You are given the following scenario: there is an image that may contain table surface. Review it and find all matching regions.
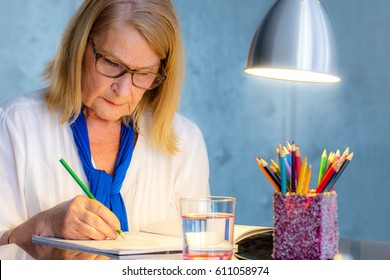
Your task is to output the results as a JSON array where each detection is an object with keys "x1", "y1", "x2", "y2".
[
  {"x1": 1, "y1": 231, "x2": 390, "y2": 260},
  {"x1": 233, "y1": 230, "x2": 390, "y2": 260}
]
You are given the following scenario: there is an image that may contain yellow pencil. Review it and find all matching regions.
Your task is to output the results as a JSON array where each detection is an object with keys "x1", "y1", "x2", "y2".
[
  {"x1": 271, "y1": 159, "x2": 280, "y2": 172},
  {"x1": 296, "y1": 156, "x2": 307, "y2": 194},
  {"x1": 303, "y1": 164, "x2": 312, "y2": 194}
]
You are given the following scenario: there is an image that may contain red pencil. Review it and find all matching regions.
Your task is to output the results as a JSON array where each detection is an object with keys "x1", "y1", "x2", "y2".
[
  {"x1": 315, "y1": 160, "x2": 343, "y2": 193},
  {"x1": 295, "y1": 146, "x2": 301, "y2": 183}
]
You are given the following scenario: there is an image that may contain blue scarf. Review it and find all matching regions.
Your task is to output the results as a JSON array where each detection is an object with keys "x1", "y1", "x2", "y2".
[{"x1": 70, "y1": 112, "x2": 135, "y2": 231}]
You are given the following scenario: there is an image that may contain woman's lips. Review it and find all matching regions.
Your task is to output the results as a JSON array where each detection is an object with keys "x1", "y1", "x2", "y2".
[{"x1": 103, "y1": 98, "x2": 125, "y2": 107}]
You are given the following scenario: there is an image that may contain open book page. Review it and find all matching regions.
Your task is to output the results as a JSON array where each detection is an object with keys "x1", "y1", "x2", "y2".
[
  {"x1": 233, "y1": 224, "x2": 273, "y2": 244},
  {"x1": 32, "y1": 230, "x2": 182, "y2": 256},
  {"x1": 140, "y1": 220, "x2": 182, "y2": 237}
]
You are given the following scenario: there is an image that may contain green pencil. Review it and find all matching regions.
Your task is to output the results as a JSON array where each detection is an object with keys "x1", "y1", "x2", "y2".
[
  {"x1": 59, "y1": 158, "x2": 126, "y2": 240},
  {"x1": 317, "y1": 149, "x2": 327, "y2": 185}
]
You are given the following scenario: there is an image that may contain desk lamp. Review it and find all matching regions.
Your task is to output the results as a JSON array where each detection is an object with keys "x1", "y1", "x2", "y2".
[{"x1": 244, "y1": 0, "x2": 341, "y2": 83}]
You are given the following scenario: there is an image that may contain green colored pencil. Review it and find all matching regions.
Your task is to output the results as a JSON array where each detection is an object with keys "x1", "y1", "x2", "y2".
[
  {"x1": 317, "y1": 149, "x2": 327, "y2": 185},
  {"x1": 59, "y1": 158, "x2": 126, "y2": 240}
]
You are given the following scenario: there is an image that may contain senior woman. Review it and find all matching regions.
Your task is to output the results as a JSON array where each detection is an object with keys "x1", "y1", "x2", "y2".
[{"x1": 0, "y1": 0, "x2": 210, "y2": 245}]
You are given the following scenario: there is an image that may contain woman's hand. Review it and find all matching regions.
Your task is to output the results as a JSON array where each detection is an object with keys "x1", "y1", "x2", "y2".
[
  {"x1": 42, "y1": 195, "x2": 121, "y2": 240},
  {"x1": 5, "y1": 195, "x2": 121, "y2": 244}
]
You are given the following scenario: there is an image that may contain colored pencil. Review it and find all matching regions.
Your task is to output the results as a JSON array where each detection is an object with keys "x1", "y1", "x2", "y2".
[
  {"x1": 284, "y1": 158, "x2": 292, "y2": 192},
  {"x1": 316, "y1": 160, "x2": 343, "y2": 193},
  {"x1": 261, "y1": 158, "x2": 282, "y2": 188},
  {"x1": 270, "y1": 166, "x2": 281, "y2": 179},
  {"x1": 255, "y1": 157, "x2": 280, "y2": 192},
  {"x1": 286, "y1": 141, "x2": 292, "y2": 153},
  {"x1": 334, "y1": 149, "x2": 341, "y2": 163},
  {"x1": 296, "y1": 156, "x2": 307, "y2": 194},
  {"x1": 255, "y1": 143, "x2": 353, "y2": 195},
  {"x1": 325, "y1": 152, "x2": 354, "y2": 192},
  {"x1": 271, "y1": 159, "x2": 280, "y2": 172},
  {"x1": 59, "y1": 158, "x2": 126, "y2": 240},
  {"x1": 291, "y1": 144, "x2": 296, "y2": 192},
  {"x1": 280, "y1": 150, "x2": 287, "y2": 194},
  {"x1": 317, "y1": 149, "x2": 327, "y2": 185},
  {"x1": 327, "y1": 152, "x2": 335, "y2": 169},
  {"x1": 283, "y1": 146, "x2": 291, "y2": 165},
  {"x1": 342, "y1": 147, "x2": 350, "y2": 157},
  {"x1": 277, "y1": 143, "x2": 283, "y2": 165},
  {"x1": 295, "y1": 146, "x2": 301, "y2": 183},
  {"x1": 303, "y1": 164, "x2": 312, "y2": 194},
  {"x1": 271, "y1": 160, "x2": 292, "y2": 187}
]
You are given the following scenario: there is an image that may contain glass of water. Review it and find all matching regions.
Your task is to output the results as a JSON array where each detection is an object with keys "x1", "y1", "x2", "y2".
[{"x1": 180, "y1": 196, "x2": 236, "y2": 260}]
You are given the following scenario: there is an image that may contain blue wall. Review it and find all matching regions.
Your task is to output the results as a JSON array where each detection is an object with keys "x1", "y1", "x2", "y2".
[{"x1": 1, "y1": 0, "x2": 389, "y2": 242}]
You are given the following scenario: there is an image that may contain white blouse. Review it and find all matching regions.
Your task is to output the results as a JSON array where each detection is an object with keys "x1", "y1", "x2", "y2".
[{"x1": 0, "y1": 89, "x2": 210, "y2": 239}]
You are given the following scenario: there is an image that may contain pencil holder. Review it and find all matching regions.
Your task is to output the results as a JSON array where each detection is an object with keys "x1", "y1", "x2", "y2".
[{"x1": 272, "y1": 191, "x2": 338, "y2": 260}]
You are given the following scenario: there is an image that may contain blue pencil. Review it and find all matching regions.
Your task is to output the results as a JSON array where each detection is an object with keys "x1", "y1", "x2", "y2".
[
  {"x1": 280, "y1": 150, "x2": 287, "y2": 195},
  {"x1": 283, "y1": 146, "x2": 291, "y2": 166}
]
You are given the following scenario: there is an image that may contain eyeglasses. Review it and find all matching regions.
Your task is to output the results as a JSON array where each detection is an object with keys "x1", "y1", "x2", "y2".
[{"x1": 89, "y1": 37, "x2": 166, "y2": 90}]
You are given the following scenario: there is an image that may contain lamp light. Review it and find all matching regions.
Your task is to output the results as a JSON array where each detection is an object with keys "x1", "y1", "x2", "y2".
[{"x1": 244, "y1": 0, "x2": 341, "y2": 83}]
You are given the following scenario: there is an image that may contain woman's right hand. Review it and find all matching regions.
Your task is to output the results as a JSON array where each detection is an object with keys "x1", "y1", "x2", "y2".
[{"x1": 6, "y1": 195, "x2": 122, "y2": 244}]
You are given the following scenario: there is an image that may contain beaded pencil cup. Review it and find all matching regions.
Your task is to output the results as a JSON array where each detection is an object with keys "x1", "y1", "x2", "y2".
[
  {"x1": 255, "y1": 142, "x2": 353, "y2": 259},
  {"x1": 272, "y1": 191, "x2": 338, "y2": 260}
]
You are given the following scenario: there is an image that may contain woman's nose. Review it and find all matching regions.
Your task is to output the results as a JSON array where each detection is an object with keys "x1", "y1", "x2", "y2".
[{"x1": 113, "y1": 73, "x2": 136, "y2": 96}]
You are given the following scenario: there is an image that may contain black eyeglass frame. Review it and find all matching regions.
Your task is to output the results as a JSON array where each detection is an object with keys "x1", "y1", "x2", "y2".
[{"x1": 88, "y1": 37, "x2": 166, "y2": 90}]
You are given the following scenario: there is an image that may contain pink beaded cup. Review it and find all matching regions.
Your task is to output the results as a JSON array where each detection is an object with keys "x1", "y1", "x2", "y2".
[{"x1": 272, "y1": 191, "x2": 338, "y2": 260}]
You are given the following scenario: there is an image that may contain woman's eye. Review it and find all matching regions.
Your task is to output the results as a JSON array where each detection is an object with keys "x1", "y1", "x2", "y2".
[
  {"x1": 103, "y1": 58, "x2": 120, "y2": 67},
  {"x1": 136, "y1": 72, "x2": 150, "y2": 77}
]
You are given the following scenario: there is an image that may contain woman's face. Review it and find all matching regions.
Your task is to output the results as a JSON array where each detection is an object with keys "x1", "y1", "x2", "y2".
[{"x1": 81, "y1": 22, "x2": 160, "y2": 122}]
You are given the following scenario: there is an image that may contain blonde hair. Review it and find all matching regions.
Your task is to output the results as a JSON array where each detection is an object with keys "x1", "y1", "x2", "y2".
[{"x1": 44, "y1": 0, "x2": 184, "y2": 154}]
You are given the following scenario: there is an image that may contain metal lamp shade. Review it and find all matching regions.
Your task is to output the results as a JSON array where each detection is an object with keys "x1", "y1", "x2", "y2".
[{"x1": 244, "y1": 0, "x2": 341, "y2": 83}]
